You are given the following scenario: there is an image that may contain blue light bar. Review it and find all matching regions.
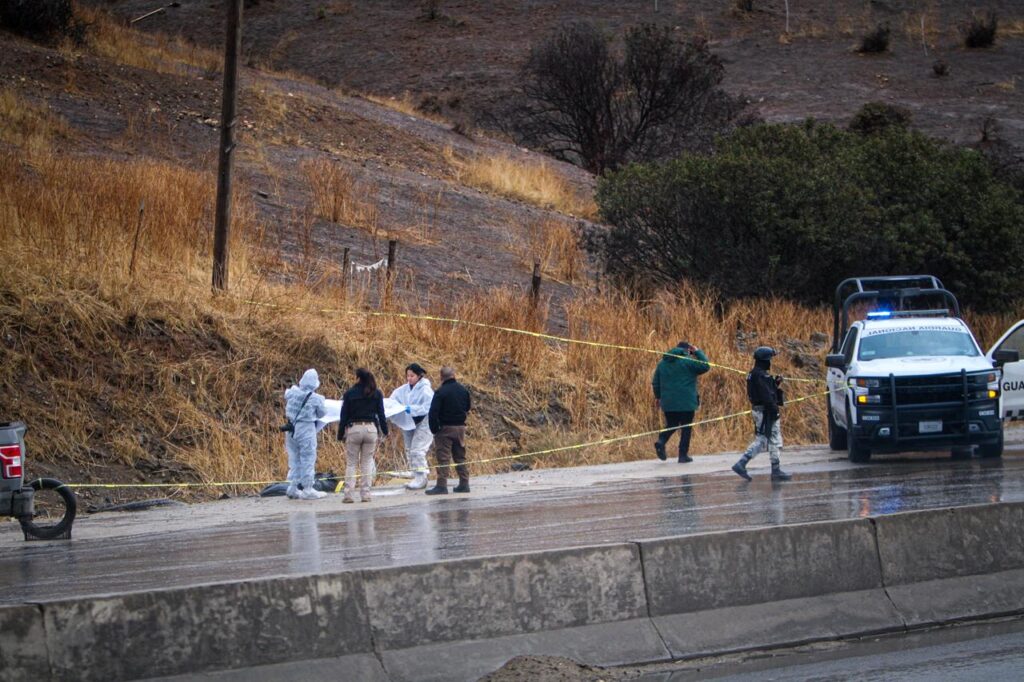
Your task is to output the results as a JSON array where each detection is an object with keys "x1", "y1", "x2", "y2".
[{"x1": 867, "y1": 310, "x2": 893, "y2": 319}]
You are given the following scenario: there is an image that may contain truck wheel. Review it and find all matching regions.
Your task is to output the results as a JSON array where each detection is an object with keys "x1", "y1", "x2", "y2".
[
  {"x1": 19, "y1": 478, "x2": 77, "y2": 540},
  {"x1": 827, "y1": 396, "x2": 847, "y2": 450},
  {"x1": 846, "y1": 409, "x2": 871, "y2": 463},
  {"x1": 977, "y1": 433, "x2": 1004, "y2": 459}
]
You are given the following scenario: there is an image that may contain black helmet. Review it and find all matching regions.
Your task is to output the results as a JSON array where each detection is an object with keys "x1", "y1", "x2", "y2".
[{"x1": 753, "y1": 346, "x2": 777, "y2": 361}]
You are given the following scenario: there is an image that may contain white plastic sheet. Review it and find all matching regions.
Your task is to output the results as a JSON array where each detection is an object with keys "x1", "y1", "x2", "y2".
[{"x1": 319, "y1": 398, "x2": 416, "y2": 432}]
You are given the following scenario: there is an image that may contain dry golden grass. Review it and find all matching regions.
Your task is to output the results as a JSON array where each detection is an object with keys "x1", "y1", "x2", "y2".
[
  {"x1": 1, "y1": 150, "x2": 256, "y2": 287},
  {"x1": 5, "y1": 137, "x2": 1020, "y2": 498},
  {"x1": 507, "y1": 218, "x2": 586, "y2": 284},
  {"x1": 4, "y1": 13, "x2": 1021, "y2": 498},
  {"x1": 247, "y1": 82, "x2": 290, "y2": 130},
  {"x1": 0, "y1": 88, "x2": 70, "y2": 153},
  {"x1": 445, "y1": 147, "x2": 598, "y2": 220},
  {"x1": 301, "y1": 157, "x2": 440, "y2": 245},
  {"x1": 76, "y1": 6, "x2": 221, "y2": 75},
  {"x1": 364, "y1": 91, "x2": 449, "y2": 125},
  {"x1": 1004, "y1": 18, "x2": 1024, "y2": 38},
  {"x1": 302, "y1": 157, "x2": 381, "y2": 234}
]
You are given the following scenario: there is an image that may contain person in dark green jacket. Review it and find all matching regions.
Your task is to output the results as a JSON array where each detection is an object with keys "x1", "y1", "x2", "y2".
[{"x1": 652, "y1": 341, "x2": 711, "y2": 463}]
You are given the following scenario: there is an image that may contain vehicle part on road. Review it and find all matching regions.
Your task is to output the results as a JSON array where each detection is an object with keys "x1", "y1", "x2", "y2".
[
  {"x1": 977, "y1": 432, "x2": 1004, "y2": 459},
  {"x1": 827, "y1": 276, "x2": 1005, "y2": 461},
  {"x1": 846, "y1": 406, "x2": 872, "y2": 463},
  {"x1": 19, "y1": 478, "x2": 77, "y2": 540},
  {"x1": 1, "y1": 421, "x2": 76, "y2": 541},
  {"x1": 826, "y1": 395, "x2": 847, "y2": 450}
]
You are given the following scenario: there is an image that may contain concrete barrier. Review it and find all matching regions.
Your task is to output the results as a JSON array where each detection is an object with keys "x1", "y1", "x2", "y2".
[
  {"x1": 641, "y1": 519, "x2": 883, "y2": 614},
  {"x1": 0, "y1": 604, "x2": 49, "y2": 682},
  {"x1": 43, "y1": 572, "x2": 371, "y2": 682},
  {"x1": 874, "y1": 502, "x2": 1024, "y2": 627},
  {"x1": 9, "y1": 503, "x2": 1024, "y2": 680},
  {"x1": 362, "y1": 543, "x2": 648, "y2": 650},
  {"x1": 874, "y1": 502, "x2": 1024, "y2": 584},
  {"x1": 639, "y1": 519, "x2": 904, "y2": 658}
]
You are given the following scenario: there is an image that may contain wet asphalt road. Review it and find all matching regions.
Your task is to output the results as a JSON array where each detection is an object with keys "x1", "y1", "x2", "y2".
[{"x1": 2, "y1": 452, "x2": 1023, "y2": 605}]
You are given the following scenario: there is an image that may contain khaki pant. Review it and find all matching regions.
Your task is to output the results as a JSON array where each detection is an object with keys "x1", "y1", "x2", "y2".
[
  {"x1": 344, "y1": 423, "x2": 378, "y2": 495},
  {"x1": 433, "y1": 425, "x2": 467, "y2": 487}
]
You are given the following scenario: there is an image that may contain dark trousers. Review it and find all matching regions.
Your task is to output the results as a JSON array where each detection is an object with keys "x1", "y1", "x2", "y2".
[
  {"x1": 433, "y1": 425, "x2": 467, "y2": 486},
  {"x1": 657, "y1": 411, "x2": 695, "y2": 460}
]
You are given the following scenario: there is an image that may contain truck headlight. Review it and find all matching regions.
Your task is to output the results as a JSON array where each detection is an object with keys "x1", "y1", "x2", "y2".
[{"x1": 857, "y1": 395, "x2": 882, "y2": 404}]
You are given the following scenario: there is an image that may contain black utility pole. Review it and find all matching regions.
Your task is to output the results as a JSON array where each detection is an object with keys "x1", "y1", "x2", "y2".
[{"x1": 212, "y1": 0, "x2": 243, "y2": 291}]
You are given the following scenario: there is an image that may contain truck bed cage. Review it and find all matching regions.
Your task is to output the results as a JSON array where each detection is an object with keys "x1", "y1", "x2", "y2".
[{"x1": 831, "y1": 275, "x2": 962, "y2": 352}]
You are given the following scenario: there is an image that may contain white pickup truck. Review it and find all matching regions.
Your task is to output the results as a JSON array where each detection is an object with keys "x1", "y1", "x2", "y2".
[{"x1": 825, "y1": 276, "x2": 1022, "y2": 462}]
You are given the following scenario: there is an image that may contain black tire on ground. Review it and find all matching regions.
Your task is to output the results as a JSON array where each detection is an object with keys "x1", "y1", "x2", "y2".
[
  {"x1": 19, "y1": 478, "x2": 77, "y2": 540},
  {"x1": 951, "y1": 446, "x2": 973, "y2": 460},
  {"x1": 846, "y1": 407, "x2": 871, "y2": 463},
  {"x1": 827, "y1": 396, "x2": 847, "y2": 450},
  {"x1": 977, "y1": 432, "x2": 1004, "y2": 459}
]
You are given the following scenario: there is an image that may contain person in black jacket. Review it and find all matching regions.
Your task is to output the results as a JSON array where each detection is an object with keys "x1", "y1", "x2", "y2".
[
  {"x1": 425, "y1": 366, "x2": 472, "y2": 495},
  {"x1": 337, "y1": 368, "x2": 389, "y2": 502},
  {"x1": 732, "y1": 347, "x2": 792, "y2": 481}
]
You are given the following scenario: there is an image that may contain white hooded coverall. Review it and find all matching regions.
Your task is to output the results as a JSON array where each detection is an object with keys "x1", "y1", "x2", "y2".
[
  {"x1": 388, "y1": 377, "x2": 434, "y2": 475},
  {"x1": 284, "y1": 369, "x2": 327, "y2": 493}
]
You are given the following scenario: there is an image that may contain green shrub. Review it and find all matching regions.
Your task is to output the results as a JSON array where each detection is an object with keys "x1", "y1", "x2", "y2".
[
  {"x1": 0, "y1": 0, "x2": 76, "y2": 43},
  {"x1": 963, "y1": 11, "x2": 997, "y2": 48},
  {"x1": 591, "y1": 121, "x2": 1024, "y2": 311},
  {"x1": 848, "y1": 102, "x2": 911, "y2": 136},
  {"x1": 858, "y1": 23, "x2": 891, "y2": 53}
]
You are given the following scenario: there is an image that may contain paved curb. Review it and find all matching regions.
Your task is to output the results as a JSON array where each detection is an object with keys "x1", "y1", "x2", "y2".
[{"x1": 3, "y1": 502, "x2": 1024, "y2": 681}]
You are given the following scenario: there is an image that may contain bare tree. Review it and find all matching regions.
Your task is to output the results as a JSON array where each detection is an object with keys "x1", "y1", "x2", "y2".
[{"x1": 506, "y1": 23, "x2": 740, "y2": 174}]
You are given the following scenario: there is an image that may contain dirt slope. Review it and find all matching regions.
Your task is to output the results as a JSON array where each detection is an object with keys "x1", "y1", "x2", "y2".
[
  {"x1": 93, "y1": 0, "x2": 1024, "y2": 152},
  {"x1": 2, "y1": 22, "x2": 595, "y2": 328}
]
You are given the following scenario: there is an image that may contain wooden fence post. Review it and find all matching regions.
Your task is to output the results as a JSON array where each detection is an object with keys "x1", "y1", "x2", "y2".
[
  {"x1": 341, "y1": 246, "x2": 350, "y2": 303},
  {"x1": 530, "y1": 260, "x2": 542, "y2": 307},
  {"x1": 128, "y1": 200, "x2": 145, "y2": 279},
  {"x1": 385, "y1": 239, "x2": 398, "y2": 306}
]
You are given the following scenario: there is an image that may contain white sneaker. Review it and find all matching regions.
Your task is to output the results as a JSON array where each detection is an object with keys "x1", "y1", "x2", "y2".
[
  {"x1": 298, "y1": 488, "x2": 327, "y2": 500},
  {"x1": 405, "y1": 472, "x2": 428, "y2": 490}
]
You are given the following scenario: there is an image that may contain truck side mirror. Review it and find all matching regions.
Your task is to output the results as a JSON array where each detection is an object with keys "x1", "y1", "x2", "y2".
[
  {"x1": 993, "y1": 349, "x2": 1021, "y2": 366},
  {"x1": 826, "y1": 354, "x2": 847, "y2": 369}
]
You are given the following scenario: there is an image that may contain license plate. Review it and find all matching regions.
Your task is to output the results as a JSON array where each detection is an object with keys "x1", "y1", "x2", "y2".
[{"x1": 919, "y1": 420, "x2": 943, "y2": 434}]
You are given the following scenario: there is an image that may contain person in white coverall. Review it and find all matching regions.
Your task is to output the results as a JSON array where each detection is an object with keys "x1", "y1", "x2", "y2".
[
  {"x1": 388, "y1": 363, "x2": 434, "y2": 490},
  {"x1": 284, "y1": 368, "x2": 328, "y2": 500}
]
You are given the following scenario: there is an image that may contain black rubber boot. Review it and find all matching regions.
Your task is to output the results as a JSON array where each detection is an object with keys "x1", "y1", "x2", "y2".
[
  {"x1": 732, "y1": 459, "x2": 752, "y2": 481},
  {"x1": 771, "y1": 466, "x2": 792, "y2": 481},
  {"x1": 425, "y1": 485, "x2": 448, "y2": 495},
  {"x1": 678, "y1": 454, "x2": 693, "y2": 463},
  {"x1": 654, "y1": 441, "x2": 667, "y2": 461},
  {"x1": 453, "y1": 480, "x2": 470, "y2": 493}
]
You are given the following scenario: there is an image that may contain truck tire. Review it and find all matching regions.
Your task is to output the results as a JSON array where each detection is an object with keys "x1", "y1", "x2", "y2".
[
  {"x1": 846, "y1": 408, "x2": 871, "y2": 463},
  {"x1": 19, "y1": 478, "x2": 77, "y2": 540},
  {"x1": 977, "y1": 432, "x2": 1004, "y2": 459},
  {"x1": 827, "y1": 396, "x2": 847, "y2": 450}
]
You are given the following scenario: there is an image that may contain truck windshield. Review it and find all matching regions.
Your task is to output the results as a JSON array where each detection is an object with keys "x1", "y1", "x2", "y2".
[{"x1": 858, "y1": 330, "x2": 980, "y2": 360}]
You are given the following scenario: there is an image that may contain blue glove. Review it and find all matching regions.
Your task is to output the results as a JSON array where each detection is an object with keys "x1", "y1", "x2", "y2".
[{"x1": 404, "y1": 405, "x2": 411, "y2": 414}]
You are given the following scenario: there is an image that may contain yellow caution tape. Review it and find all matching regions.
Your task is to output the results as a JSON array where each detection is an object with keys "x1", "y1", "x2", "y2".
[
  {"x1": 64, "y1": 387, "x2": 839, "y2": 491},
  {"x1": 242, "y1": 299, "x2": 827, "y2": 384}
]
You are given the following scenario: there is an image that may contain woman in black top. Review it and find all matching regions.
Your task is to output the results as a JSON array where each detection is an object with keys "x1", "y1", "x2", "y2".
[{"x1": 337, "y1": 368, "x2": 388, "y2": 503}]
